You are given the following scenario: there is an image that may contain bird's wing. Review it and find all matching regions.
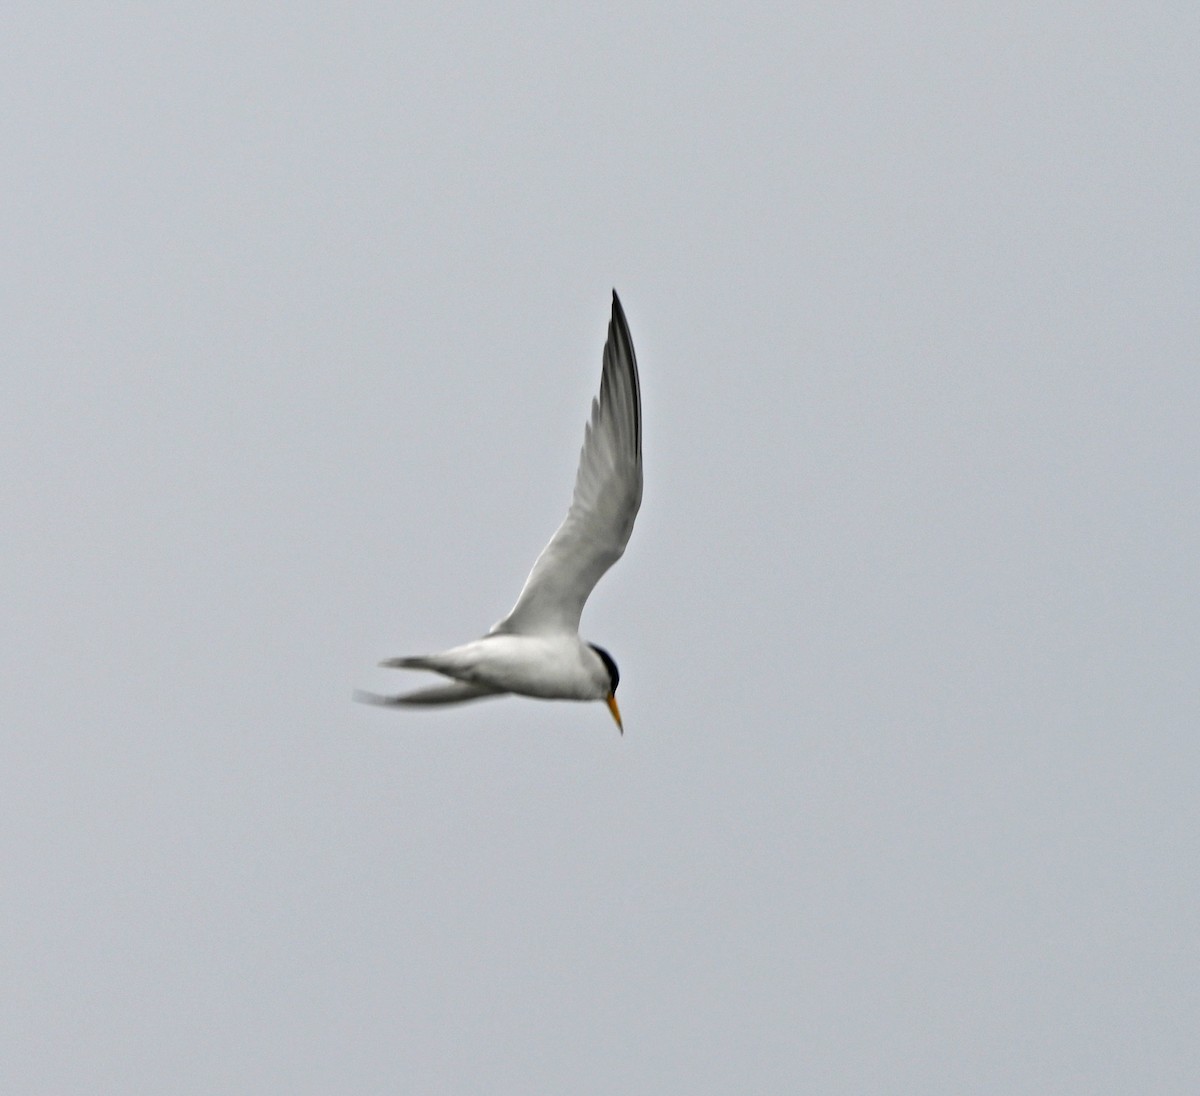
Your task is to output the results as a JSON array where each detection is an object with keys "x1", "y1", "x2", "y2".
[{"x1": 491, "y1": 291, "x2": 642, "y2": 637}]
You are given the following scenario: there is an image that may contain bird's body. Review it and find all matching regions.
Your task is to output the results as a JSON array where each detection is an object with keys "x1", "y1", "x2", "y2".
[
  {"x1": 357, "y1": 291, "x2": 642, "y2": 732},
  {"x1": 383, "y1": 635, "x2": 612, "y2": 700}
]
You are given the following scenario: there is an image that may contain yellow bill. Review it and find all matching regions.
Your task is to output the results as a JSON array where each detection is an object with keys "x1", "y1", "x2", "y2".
[{"x1": 606, "y1": 692, "x2": 624, "y2": 734}]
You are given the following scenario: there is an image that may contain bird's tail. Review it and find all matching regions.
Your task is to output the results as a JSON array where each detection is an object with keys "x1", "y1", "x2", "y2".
[
  {"x1": 354, "y1": 683, "x2": 506, "y2": 707},
  {"x1": 378, "y1": 656, "x2": 437, "y2": 671}
]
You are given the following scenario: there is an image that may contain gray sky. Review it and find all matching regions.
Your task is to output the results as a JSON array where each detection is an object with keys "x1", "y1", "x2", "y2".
[{"x1": 4, "y1": 3, "x2": 1198, "y2": 1092}]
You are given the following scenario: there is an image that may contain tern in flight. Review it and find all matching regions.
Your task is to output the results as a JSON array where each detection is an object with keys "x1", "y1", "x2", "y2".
[{"x1": 356, "y1": 291, "x2": 642, "y2": 732}]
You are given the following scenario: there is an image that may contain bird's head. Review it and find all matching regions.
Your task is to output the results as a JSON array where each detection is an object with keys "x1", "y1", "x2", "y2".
[{"x1": 587, "y1": 643, "x2": 623, "y2": 734}]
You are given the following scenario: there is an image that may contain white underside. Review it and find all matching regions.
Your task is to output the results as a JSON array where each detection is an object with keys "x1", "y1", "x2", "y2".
[{"x1": 394, "y1": 634, "x2": 610, "y2": 701}]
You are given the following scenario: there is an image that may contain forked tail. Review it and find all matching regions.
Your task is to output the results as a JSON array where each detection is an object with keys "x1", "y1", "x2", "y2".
[
  {"x1": 378, "y1": 656, "x2": 437, "y2": 671},
  {"x1": 354, "y1": 682, "x2": 506, "y2": 707}
]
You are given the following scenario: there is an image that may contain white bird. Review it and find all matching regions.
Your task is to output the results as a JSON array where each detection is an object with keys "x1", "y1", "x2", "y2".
[{"x1": 356, "y1": 291, "x2": 642, "y2": 732}]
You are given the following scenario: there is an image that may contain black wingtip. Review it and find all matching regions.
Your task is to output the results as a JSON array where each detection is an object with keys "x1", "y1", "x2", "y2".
[{"x1": 604, "y1": 290, "x2": 640, "y2": 457}]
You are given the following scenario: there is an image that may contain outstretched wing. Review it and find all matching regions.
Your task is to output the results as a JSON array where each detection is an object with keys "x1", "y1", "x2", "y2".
[{"x1": 491, "y1": 291, "x2": 643, "y2": 637}]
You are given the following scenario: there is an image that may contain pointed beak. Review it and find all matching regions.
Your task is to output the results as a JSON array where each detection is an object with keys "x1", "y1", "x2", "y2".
[{"x1": 605, "y1": 692, "x2": 624, "y2": 735}]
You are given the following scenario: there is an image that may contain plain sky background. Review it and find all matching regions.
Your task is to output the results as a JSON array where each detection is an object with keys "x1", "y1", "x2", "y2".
[{"x1": 3, "y1": 3, "x2": 1197, "y2": 1093}]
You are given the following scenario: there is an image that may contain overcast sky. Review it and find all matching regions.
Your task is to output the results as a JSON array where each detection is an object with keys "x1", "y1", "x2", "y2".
[{"x1": 3, "y1": 4, "x2": 1198, "y2": 1093}]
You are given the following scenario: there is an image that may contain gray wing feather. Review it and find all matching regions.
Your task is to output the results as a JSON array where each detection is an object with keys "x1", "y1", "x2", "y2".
[{"x1": 491, "y1": 291, "x2": 642, "y2": 636}]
